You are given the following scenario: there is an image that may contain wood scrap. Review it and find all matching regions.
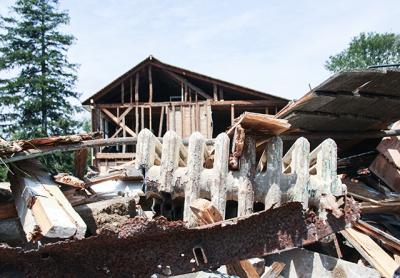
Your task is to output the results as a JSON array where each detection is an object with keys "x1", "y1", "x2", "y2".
[
  {"x1": 227, "y1": 112, "x2": 291, "y2": 137},
  {"x1": 354, "y1": 220, "x2": 400, "y2": 253},
  {"x1": 190, "y1": 198, "x2": 260, "y2": 278},
  {"x1": 9, "y1": 160, "x2": 87, "y2": 241},
  {"x1": 341, "y1": 227, "x2": 399, "y2": 277},
  {"x1": 54, "y1": 173, "x2": 86, "y2": 189},
  {"x1": 261, "y1": 262, "x2": 285, "y2": 278},
  {"x1": 229, "y1": 124, "x2": 245, "y2": 170}
]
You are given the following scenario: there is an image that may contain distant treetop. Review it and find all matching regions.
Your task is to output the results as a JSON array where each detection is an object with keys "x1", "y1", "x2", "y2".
[{"x1": 325, "y1": 32, "x2": 400, "y2": 73}]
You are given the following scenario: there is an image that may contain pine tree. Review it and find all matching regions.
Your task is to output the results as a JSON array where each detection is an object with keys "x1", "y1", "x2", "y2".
[
  {"x1": 0, "y1": 0, "x2": 80, "y2": 139},
  {"x1": 0, "y1": 0, "x2": 82, "y2": 175}
]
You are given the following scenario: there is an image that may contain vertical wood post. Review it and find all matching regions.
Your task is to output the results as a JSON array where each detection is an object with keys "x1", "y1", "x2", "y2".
[
  {"x1": 130, "y1": 77, "x2": 133, "y2": 103},
  {"x1": 213, "y1": 83, "x2": 218, "y2": 101},
  {"x1": 121, "y1": 82, "x2": 125, "y2": 104},
  {"x1": 141, "y1": 106, "x2": 145, "y2": 130},
  {"x1": 148, "y1": 65, "x2": 153, "y2": 103},
  {"x1": 231, "y1": 104, "x2": 235, "y2": 125},
  {"x1": 158, "y1": 106, "x2": 165, "y2": 137},
  {"x1": 135, "y1": 73, "x2": 139, "y2": 133}
]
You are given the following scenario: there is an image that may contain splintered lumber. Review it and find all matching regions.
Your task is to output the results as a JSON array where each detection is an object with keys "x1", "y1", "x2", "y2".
[
  {"x1": 190, "y1": 198, "x2": 260, "y2": 278},
  {"x1": 341, "y1": 227, "x2": 399, "y2": 277},
  {"x1": 264, "y1": 248, "x2": 379, "y2": 278},
  {"x1": 9, "y1": 160, "x2": 87, "y2": 241},
  {"x1": 2, "y1": 137, "x2": 137, "y2": 164},
  {"x1": 354, "y1": 220, "x2": 400, "y2": 253},
  {"x1": 261, "y1": 262, "x2": 286, "y2": 278},
  {"x1": 54, "y1": 173, "x2": 86, "y2": 189},
  {"x1": 227, "y1": 112, "x2": 291, "y2": 136}
]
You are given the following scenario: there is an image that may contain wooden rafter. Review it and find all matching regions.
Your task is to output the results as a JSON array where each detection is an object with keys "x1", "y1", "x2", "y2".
[{"x1": 157, "y1": 66, "x2": 212, "y2": 100}]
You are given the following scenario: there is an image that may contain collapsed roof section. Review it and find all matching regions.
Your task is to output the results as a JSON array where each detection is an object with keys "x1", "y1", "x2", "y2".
[{"x1": 277, "y1": 69, "x2": 400, "y2": 132}]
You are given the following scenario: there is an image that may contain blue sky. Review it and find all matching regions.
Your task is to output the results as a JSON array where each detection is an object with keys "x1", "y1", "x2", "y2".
[{"x1": 1, "y1": 0, "x2": 400, "y2": 101}]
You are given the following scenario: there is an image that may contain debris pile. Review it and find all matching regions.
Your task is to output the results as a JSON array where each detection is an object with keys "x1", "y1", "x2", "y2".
[{"x1": 1, "y1": 69, "x2": 400, "y2": 277}]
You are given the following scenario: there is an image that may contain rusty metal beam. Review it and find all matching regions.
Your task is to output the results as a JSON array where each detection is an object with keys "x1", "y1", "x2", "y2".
[{"x1": 0, "y1": 198, "x2": 359, "y2": 277}]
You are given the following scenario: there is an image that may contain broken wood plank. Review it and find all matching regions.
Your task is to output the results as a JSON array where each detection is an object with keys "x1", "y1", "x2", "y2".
[
  {"x1": 227, "y1": 112, "x2": 291, "y2": 136},
  {"x1": 190, "y1": 198, "x2": 260, "y2": 278},
  {"x1": 9, "y1": 160, "x2": 87, "y2": 241},
  {"x1": 264, "y1": 248, "x2": 378, "y2": 278},
  {"x1": 355, "y1": 220, "x2": 400, "y2": 253},
  {"x1": 341, "y1": 227, "x2": 398, "y2": 277},
  {"x1": 53, "y1": 173, "x2": 86, "y2": 189},
  {"x1": 2, "y1": 137, "x2": 138, "y2": 164}
]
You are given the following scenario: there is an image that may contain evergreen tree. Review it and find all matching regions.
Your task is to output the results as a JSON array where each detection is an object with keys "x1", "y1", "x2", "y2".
[
  {"x1": 0, "y1": 0, "x2": 80, "y2": 138},
  {"x1": 326, "y1": 32, "x2": 400, "y2": 72},
  {"x1": 0, "y1": 0, "x2": 81, "y2": 176}
]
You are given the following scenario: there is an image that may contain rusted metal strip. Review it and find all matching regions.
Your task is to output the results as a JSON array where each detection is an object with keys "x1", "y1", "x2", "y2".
[{"x1": 0, "y1": 198, "x2": 359, "y2": 277}]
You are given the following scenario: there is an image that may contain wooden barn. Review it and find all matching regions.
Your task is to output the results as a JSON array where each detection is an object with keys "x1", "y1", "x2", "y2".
[{"x1": 82, "y1": 56, "x2": 288, "y2": 171}]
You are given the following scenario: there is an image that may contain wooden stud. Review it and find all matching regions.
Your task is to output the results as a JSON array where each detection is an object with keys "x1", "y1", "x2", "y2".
[
  {"x1": 121, "y1": 83, "x2": 125, "y2": 104},
  {"x1": 141, "y1": 106, "x2": 145, "y2": 130},
  {"x1": 219, "y1": 87, "x2": 224, "y2": 101},
  {"x1": 213, "y1": 83, "x2": 218, "y2": 101},
  {"x1": 148, "y1": 65, "x2": 153, "y2": 103},
  {"x1": 158, "y1": 106, "x2": 165, "y2": 137},
  {"x1": 231, "y1": 104, "x2": 235, "y2": 125},
  {"x1": 129, "y1": 77, "x2": 133, "y2": 103},
  {"x1": 149, "y1": 106, "x2": 152, "y2": 131},
  {"x1": 135, "y1": 72, "x2": 139, "y2": 103}
]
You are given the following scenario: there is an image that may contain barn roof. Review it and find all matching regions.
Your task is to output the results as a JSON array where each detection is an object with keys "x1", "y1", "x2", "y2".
[{"x1": 82, "y1": 55, "x2": 288, "y2": 105}]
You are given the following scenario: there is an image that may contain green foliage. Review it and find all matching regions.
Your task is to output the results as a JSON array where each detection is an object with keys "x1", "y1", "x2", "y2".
[
  {"x1": 325, "y1": 32, "x2": 400, "y2": 72},
  {"x1": 0, "y1": 0, "x2": 80, "y2": 138},
  {"x1": 0, "y1": 0, "x2": 82, "y2": 175},
  {"x1": 0, "y1": 165, "x2": 7, "y2": 181}
]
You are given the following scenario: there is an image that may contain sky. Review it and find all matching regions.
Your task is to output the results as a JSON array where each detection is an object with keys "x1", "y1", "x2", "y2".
[{"x1": 1, "y1": 0, "x2": 400, "y2": 101}]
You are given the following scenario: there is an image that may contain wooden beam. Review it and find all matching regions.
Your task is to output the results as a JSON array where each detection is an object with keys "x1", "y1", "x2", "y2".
[
  {"x1": 231, "y1": 104, "x2": 235, "y2": 125},
  {"x1": 141, "y1": 106, "x2": 144, "y2": 130},
  {"x1": 2, "y1": 137, "x2": 138, "y2": 164},
  {"x1": 9, "y1": 161, "x2": 87, "y2": 241},
  {"x1": 94, "y1": 99, "x2": 287, "y2": 109},
  {"x1": 121, "y1": 82, "x2": 125, "y2": 104},
  {"x1": 101, "y1": 108, "x2": 136, "y2": 137},
  {"x1": 149, "y1": 106, "x2": 152, "y2": 131},
  {"x1": 95, "y1": 152, "x2": 135, "y2": 160},
  {"x1": 341, "y1": 227, "x2": 398, "y2": 278},
  {"x1": 158, "y1": 106, "x2": 165, "y2": 137},
  {"x1": 135, "y1": 72, "x2": 139, "y2": 103},
  {"x1": 148, "y1": 65, "x2": 153, "y2": 103},
  {"x1": 129, "y1": 77, "x2": 133, "y2": 103},
  {"x1": 213, "y1": 83, "x2": 218, "y2": 101},
  {"x1": 219, "y1": 87, "x2": 224, "y2": 101},
  {"x1": 159, "y1": 67, "x2": 211, "y2": 100}
]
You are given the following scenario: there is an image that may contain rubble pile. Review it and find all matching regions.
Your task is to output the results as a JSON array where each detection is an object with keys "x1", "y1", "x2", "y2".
[{"x1": 1, "y1": 69, "x2": 400, "y2": 277}]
